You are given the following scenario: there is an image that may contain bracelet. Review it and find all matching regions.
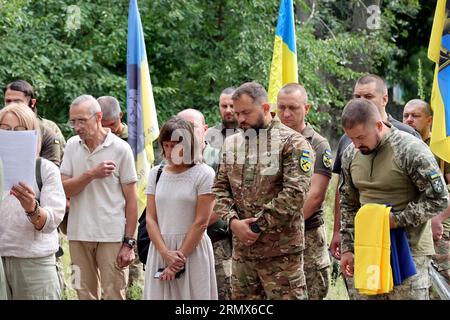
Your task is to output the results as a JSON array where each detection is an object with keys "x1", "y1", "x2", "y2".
[{"x1": 25, "y1": 199, "x2": 40, "y2": 220}]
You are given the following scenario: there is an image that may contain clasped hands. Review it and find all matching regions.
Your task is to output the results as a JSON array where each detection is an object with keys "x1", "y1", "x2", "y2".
[{"x1": 160, "y1": 250, "x2": 186, "y2": 281}]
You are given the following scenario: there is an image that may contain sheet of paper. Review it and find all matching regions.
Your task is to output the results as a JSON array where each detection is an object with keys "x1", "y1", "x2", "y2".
[{"x1": 0, "y1": 130, "x2": 38, "y2": 195}]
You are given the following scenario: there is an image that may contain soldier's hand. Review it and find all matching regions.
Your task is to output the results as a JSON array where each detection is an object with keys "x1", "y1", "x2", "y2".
[
  {"x1": 329, "y1": 231, "x2": 341, "y2": 260},
  {"x1": 340, "y1": 251, "x2": 354, "y2": 278},
  {"x1": 230, "y1": 217, "x2": 260, "y2": 246},
  {"x1": 431, "y1": 216, "x2": 444, "y2": 241},
  {"x1": 90, "y1": 160, "x2": 116, "y2": 179}
]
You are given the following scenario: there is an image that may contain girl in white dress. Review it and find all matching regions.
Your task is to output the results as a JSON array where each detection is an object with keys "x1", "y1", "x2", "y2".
[{"x1": 143, "y1": 117, "x2": 217, "y2": 300}]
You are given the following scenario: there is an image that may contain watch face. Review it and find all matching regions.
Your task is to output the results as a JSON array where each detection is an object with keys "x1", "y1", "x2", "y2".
[
  {"x1": 250, "y1": 222, "x2": 261, "y2": 233},
  {"x1": 124, "y1": 237, "x2": 136, "y2": 247}
]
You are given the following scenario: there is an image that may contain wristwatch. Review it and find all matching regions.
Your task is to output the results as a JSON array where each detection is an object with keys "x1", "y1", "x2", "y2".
[
  {"x1": 249, "y1": 222, "x2": 261, "y2": 233},
  {"x1": 122, "y1": 236, "x2": 137, "y2": 248}
]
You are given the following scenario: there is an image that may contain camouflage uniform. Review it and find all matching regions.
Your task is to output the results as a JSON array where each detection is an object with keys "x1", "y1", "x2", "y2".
[
  {"x1": 204, "y1": 124, "x2": 240, "y2": 300},
  {"x1": 340, "y1": 125, "x2": 449, "y2": 299},
  {"x1": 301, "y1": 124, "x2": 332, "y2": 300},
  {"x1": 425, "y1": 137, "x2": 450, "y2": 284},
  {"x1": 213, "y1": 117, "x2": 314, "y2": 300},
  {"x1": 38, "y1": 118, "x2": 65, "y2": 167}
]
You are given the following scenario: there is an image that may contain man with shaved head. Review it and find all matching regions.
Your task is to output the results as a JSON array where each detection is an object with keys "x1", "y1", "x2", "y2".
[
  {"x1": 330, "y1": 75, "x2": 420, "y2": 270},
  {"x1": 278, "y1": 83, "x2": 332, "y2": 300},
  {"x1": 339, "y1": 98, "x2": 448, "y2": 299},
  {"x1": 60, "y1": 95, "x2": 138, "y2": 300},
  {"x1": 177, "y1": 108, "x2": 233, "y2": 300},
  {"x1": 403, "y1": 99, "x2": 450, "y2": 286}
]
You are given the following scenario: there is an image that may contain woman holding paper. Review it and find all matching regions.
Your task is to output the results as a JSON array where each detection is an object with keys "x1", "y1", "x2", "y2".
[{"x1": 0, "y1": 103, "x2": 66, "y2": 300}]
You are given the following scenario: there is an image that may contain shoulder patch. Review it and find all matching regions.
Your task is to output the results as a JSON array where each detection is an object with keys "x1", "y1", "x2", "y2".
[
  {"x1": 323, "y1": 148, "x2": 332, "y2": 169},
  {"x1": 428, "y1": 170, "x2": 445, "y2": 193},
  {"x1": 300, "y1": 149, "x2": 312, "y2": 173}
]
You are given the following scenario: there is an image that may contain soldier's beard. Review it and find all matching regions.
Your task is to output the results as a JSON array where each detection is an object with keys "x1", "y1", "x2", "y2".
[
  {"x1": 359, "y1": 133, "x2": 382, "y2": 155},
  {"x1": 222, "y1": 118, "x2": 238, "y2": 129},
  {"x1": 240, "y1": 113, "x2": 266, "y2": 134}
]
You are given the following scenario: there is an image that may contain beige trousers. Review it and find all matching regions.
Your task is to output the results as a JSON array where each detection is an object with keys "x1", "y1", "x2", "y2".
[
  {"x1": 2, "y1": 255, "x2": 60, "y2": 300},
  {"x1": 69, "y1": 241, "x2": 128, "y2": 300}
]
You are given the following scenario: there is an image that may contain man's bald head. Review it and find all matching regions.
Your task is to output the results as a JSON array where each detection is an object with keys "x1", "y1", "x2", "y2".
[{"x1": 177, "y1": 108, "x2": 205, "y2": 126}]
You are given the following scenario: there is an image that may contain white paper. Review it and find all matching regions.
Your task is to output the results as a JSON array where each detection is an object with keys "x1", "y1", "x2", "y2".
[{"x1": 0, "y1": 130, "x2": 38, "y2": 195}]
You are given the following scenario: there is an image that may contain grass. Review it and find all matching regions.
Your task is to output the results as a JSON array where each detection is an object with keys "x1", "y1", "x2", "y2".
[{"x1": 59, "y1": 175, "x2": 348, "y2": 300}]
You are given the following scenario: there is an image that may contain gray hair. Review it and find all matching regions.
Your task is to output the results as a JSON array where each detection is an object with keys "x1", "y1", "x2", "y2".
[
  {"x1": 220, "y1": 87, "x2": 236, "y2": 96},
  {"x1": 97, "y1": 96, "x2": 121, "y2": 120},
  {"x1": 70, "y1": 95, "x2": 101, "y2": 114}
]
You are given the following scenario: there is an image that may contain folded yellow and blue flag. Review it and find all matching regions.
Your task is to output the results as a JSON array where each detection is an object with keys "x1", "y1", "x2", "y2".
[
  {"x1": 390, "y1": 228, "x2": 417, "y2": 286},
  {"x1": 354, "y1": 204, "x2": 393, "y2": 295}
]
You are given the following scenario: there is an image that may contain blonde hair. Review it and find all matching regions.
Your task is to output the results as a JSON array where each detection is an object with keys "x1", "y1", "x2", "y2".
[{"x1": 0, "y1": 102, "x2": 42, "y2": 154}]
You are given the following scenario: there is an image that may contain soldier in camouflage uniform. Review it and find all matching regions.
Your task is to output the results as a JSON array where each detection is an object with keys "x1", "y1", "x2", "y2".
[
  {"x1": 277, "y1": 83, "x2": 332, "y2": 300},
  {"x1": 339, "y1": 99, "x2": 449, "y2": 300},
  {"x1": 203, "y1": 87, "x2": 240, "y2": 300},
  {"x1": 403, "y1": 99, "x2": 450, "y2": 285},
  {"x1": 213, "y1": 82, "x2": 314, "y2": 300}
]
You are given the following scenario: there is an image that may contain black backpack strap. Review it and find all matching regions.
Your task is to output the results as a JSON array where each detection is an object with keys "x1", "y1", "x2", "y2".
[
  {"x1": 156, "y1": 164, "x2": 164, "y2": 184},
  {"x1": 138, "y1": 165, "x2": 164, "y2": 223},
  {"x1": 35, "y1": 157, "x2": 43, "y2": 201}
]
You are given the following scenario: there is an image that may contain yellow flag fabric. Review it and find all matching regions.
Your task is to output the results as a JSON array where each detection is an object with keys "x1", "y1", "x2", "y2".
[
  {"x1": 127, "y1": 0, "x2": 160, "y2": 215},
  {"x1": 428, "y1": 0, "x2": 450, "y2": 163},
  {"x1": 354, "y1": 204, "x2": 393, "y2": 295},
  {"x1": 268, "y1": 0, "x2": 298, "y2": 104}
]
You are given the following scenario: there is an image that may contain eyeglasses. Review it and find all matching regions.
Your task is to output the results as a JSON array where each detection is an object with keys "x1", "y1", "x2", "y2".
[
  {"x1": 0, "y1": 123, "x2": 27, "y2": 131},
  {"x1": 69, "y1": 113, "x2": 96, "y2": 128}
]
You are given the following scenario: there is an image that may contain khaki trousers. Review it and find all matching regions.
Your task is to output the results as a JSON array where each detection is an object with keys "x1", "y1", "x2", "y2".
[
  {"x1": 69, "y1": 241, "x2": 128, "y2": 300},
  {"x1": 2, "y1": 255, "x2": 60, "y2": 300}
]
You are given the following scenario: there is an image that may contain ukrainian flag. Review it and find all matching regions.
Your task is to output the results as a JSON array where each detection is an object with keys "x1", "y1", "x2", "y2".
[
  {"x1": 268, "y1": 0, "x2": 298, "y2": 104},
  {"x1": 428, "y1": 0, "x2": 450, "y2": 163},
  {"x1": 127, "y1": 0, "x2": 159, "y2": 214}
]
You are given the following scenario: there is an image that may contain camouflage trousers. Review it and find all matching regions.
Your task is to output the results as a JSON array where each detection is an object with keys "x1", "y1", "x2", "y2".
[
  {"x1": 231, "y1": 252, "x2": 307, "y2": 300},
  {"x1": 212, "y1": 237, "x2": 232, "y2": 300},
  {"x1": 365, "y1": 256, "x2": 431, "y2": 300},
  {"x1": 304, "y1": 225, "x2": 330, "y2": 300},
  {"x1": 432, "y1": 231, "x2": 450, "y2": 284}
]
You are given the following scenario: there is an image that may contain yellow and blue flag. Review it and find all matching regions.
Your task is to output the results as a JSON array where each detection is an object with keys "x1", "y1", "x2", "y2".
[
  {"x1": 268, "y1": 0, "x2": 298, "y2": 104},
  {"x1": 127, "y1": 0, "x2": 159, "y2": 214},
  {"x1": 428, "y1": 0, "x2": 450, "y2": 163}
]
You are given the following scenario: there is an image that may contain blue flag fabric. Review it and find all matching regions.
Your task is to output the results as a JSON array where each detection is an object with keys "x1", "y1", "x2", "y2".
[
  {"x1": 127, "y1": 0, "x2": 159, "y2": 214},
  {"x1": 390, "y1": 228, "x2": 417, "y2": 286}
]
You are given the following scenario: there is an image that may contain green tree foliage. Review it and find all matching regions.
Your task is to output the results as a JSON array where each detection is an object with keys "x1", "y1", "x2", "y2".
[{"x1": 0, "y1": 0, "x2": 433, "y2": 139}]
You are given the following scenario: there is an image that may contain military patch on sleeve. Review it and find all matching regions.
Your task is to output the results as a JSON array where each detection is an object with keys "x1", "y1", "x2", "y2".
[
  {"x1": 323, "y1": 149, "x2": 332, "y2": 169},
  {"x1": 428, "y1": 170, "x2": 444, "y2": 193},
  {"x1": 299, "y1": 150, "x2": 312, "y2": 173}
]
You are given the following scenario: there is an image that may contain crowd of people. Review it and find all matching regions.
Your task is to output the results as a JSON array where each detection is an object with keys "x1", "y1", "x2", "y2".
[{"x1": 0, "y1": 75, "x2": 448, "y2": 300}]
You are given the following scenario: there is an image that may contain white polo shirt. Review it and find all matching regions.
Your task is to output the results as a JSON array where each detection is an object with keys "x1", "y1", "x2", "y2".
[{"x1": 60, "y1": 130, "x2": 137, "y2": 242}]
